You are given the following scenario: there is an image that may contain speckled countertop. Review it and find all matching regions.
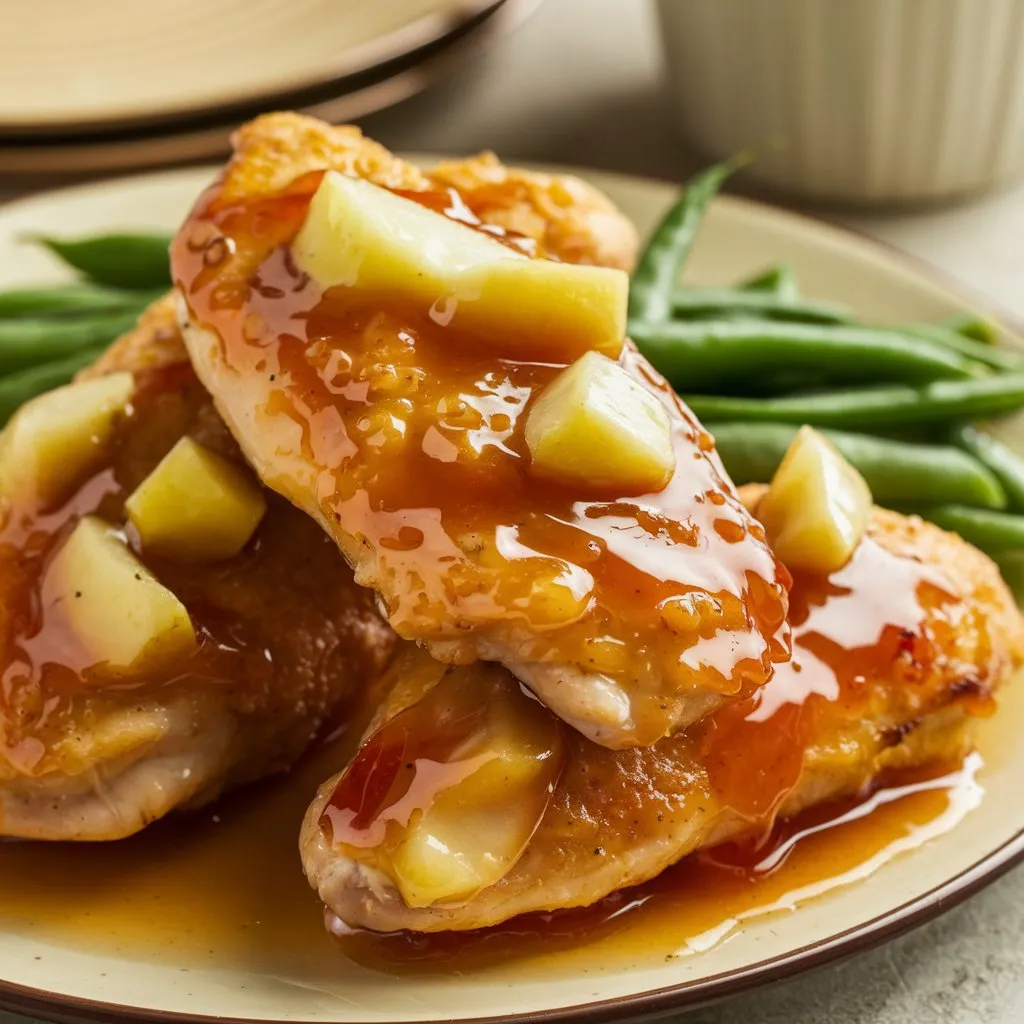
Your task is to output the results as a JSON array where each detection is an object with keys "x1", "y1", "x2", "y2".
[{"x1": 3, "y1": 1, "x2": 1024, "y2": 1022}]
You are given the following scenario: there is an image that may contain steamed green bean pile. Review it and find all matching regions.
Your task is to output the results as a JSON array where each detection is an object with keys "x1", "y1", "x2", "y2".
[
  {"x1": 629, "y1": 164, "x2": 1024, "y2": 592},
  {"x1": 0, "y1": 232, "x2": 171, "y2": 423}
]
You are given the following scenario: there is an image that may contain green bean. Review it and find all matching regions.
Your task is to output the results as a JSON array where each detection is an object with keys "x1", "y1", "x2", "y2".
[
  {"x1": 629, "y1": 320, "x2": 978, "y2": 391},
  {"x1": 900, "y1": 323, "x2": 1024, "y2": 373},
  {"x1": 683, "y1": 374, "x2": 1024, "y2": 429},
  {"x1": 710, "y1": 421, "x2": 1007, "y2": 509},
  {"x1": 0, "y1": 284, "x2": 159, "y2": 319},
  {"x1": 0, "y1": 347, "x2": 108, "y2": 425},
  {"x1": 948, "y1": 424, "x2": 1024, "y2": 512},
  {"x1": 29, "y1": 233, "x2": 172, "y2": 290},
  {"x1": 0, "y1": 312, "x2": 139, "y2": 373},
  {"x1": 914, "y1": 505, "x2": 1024, "y2": 554},
  {"x1": 994, "y1": 550, "x2": 1024, "y2": 601},
  {"x1": 628, "y1": 162, "x2": 736, "y2": 322},
  {"x1": 943, "y1": 313, "x2": 999, "y2": 345},
  {"x1": 741, "y1": 265, "x2": 798, "y2": 299},
  {"x1": 670, "y1": 288, "x2": 851, "y2": 324}
]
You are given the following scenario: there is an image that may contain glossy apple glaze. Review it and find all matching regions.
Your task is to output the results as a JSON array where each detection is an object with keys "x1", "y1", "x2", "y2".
[{"x1": 0, "y1": 516, "x2": 992, "y2": 973}]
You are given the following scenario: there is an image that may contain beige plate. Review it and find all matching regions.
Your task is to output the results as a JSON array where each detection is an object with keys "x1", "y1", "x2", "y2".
[
  {"x1": 0, "y1": 0, "x2": 539, "y2": 179},
  {"x1": 0, "y1": 0, "x2": 503, "y2": 133},
  {"x1": 0, "y1": 164, "x2": 1023, "y2": 1024}
]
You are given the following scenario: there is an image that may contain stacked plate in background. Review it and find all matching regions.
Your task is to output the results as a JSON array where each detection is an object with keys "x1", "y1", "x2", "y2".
[{"x1": 0, "y1": 0, "x2": 540, "y2": 181}]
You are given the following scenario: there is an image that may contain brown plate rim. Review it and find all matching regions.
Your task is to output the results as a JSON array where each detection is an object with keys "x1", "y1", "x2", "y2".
[
  {"x1": 0, "y1": 166, "x2": 1022, "y2": 1024},
  {"x1": 0, "y1": 0, "x2": 504, "y2": 135}
]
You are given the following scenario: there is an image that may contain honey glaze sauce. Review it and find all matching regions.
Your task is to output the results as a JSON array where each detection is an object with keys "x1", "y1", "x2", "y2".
[
  {"x1": 172, "y1": 173, "x2": 790, "y2": 745},
  {"x1": 0, "y1": 361, "x2": 388, "y2": 818},
  {"x1": 300, "y1": 518, "x2": 993, "y2": 969},
  {"x1": 0, "y1": 732, "x2": 982, "y2": 982},
  {"x1": 321, "y1": 654, "x2": 565, "y2": 909},
  {"x1": 0, "y1": 365, "x2": 242, "y2": 771},
  {"x1": 332, "y1": 756, "x2": 982, "y2": 975},
  {"x1": 696, "y1": 530, "x2": 990, "y2": 823},
  {"x1": 0, "y1": 504, "x2": 1002, "y2": 980}
]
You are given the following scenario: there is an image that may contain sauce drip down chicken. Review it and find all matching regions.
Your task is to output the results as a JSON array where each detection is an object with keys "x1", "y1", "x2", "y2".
[
  {"x1": 302, "y1": 490, "x2": 1022, "y2": 931},
  {"x1": 0, "y1": 298, "x2": 392, "y2": 839},
  {"x1": 172, "y1": 114, "x2": 790, "y2": 748}
]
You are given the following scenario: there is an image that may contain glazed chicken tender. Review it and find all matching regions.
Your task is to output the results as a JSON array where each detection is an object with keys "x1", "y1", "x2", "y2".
[
  {"x1": 301, "y1": 497, "x2": 1023, "y2": 932},
  {"x1": 0, "y1": 299, "x2": 394, "y2": 840},
  {"x1": 173, "y1": 114, "x2": 790, "y2": 749}
]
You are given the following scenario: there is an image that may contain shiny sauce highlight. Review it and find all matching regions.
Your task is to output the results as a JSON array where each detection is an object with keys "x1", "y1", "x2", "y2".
[{"x1": 697, "y1": 530, "x2": 983, "y2": 823}]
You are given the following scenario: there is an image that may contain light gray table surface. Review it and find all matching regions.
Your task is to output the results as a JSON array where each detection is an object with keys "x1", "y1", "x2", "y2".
[{"x1": 4, "y1": 2, "x2": 1024, "y2": 1022}]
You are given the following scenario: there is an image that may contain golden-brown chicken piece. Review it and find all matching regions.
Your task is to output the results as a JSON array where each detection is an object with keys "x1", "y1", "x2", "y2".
[
  {"x1": 173, "y1": 114, "x2": 790, "y2": 748},
  {"x1": 0, "y1": 136, "x2": 676, "y2": 839},
  {"x1": 301, "y1": 495, "x2": 1023, "y2": 931},
  {"x1": 0, "y1": 301, "x2": 394, "y2": 841}
]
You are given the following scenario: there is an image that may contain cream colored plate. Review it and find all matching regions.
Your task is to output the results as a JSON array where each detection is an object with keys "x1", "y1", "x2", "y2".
[
  {"x1": 0, "y1": 0, "x2": 499, "y2": 132},
  {"x1": 0, "y1": 0, "x2": 539, "y2": 179},
  {"x1": 0, "y1": 165, "x2": 1023, "y2": 1024}
]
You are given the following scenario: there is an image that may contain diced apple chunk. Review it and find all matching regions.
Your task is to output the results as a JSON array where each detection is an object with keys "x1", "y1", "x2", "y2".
[
  {"x1": 292, "y1": 171, "x2": 628, "y2": 359},
  {"x1": 389, "y1": 821, "x2": 490, "y2": 909},
  {"x1": 758, "y1": 425, "x2": 872, "y2": 573},
  {"x1": 47, "y1": 516, "x2": 197, "y2": 675},
  {"x1": 525, "y1": 351, "x2": 675, "y2": 493},
  {"x1": 388, "y1": 671, "x2": 563, "y2": 908},
  {"x1": 0, "y1": 373, "x2": 133, "y2": 507},
  {"x1": 125, "y1": 437, "x2": 266, "y2": 562}
]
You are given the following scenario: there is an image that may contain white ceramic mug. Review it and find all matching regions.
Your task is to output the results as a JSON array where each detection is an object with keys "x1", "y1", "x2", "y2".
[{"x1": 656, "y1": 0, "x2": 1024, "y2": 205}]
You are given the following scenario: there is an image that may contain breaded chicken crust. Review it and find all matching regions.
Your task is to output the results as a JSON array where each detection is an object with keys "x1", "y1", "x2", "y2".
[{"x1": 222, "y1": 115, "x2": 637, "y2": 270}]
